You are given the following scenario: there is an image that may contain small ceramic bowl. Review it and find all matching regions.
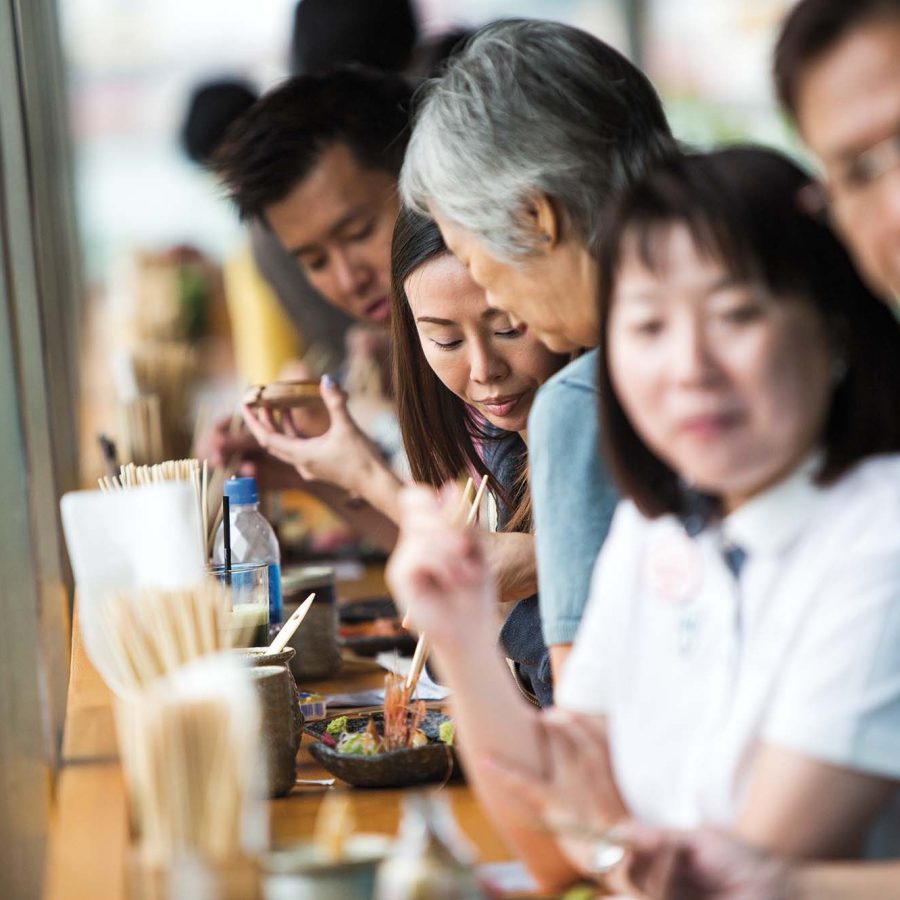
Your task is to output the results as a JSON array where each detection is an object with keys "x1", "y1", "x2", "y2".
[
  {"x1": 265, "y1": 834, "x2": 393, "y2": 900},
  {"x1": 304, "y1": 711, "x2": 461, "y2": 789}
]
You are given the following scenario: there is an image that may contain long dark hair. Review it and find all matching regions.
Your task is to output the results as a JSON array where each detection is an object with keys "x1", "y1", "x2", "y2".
[
  {"x1": 390, "y1": 206, "x2": 532, "y2": 531},
  {"x1": 596, "y1": 146, "x2": 900, "y2": 519}
]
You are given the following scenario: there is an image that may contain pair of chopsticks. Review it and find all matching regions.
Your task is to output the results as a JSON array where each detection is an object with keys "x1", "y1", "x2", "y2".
[{"x1": 404, "y1": 473, "x2": 489, "y2": 695}]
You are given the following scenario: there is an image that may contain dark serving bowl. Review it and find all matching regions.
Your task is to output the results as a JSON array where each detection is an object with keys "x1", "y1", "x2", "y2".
[{"x1": 305, "y1": 710, "x2": 462, "y2": 789}]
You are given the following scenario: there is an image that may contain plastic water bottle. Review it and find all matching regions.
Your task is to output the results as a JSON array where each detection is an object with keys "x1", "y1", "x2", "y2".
[{"x1": 213, "y1": 476, "x2": 283, "y2": 628}]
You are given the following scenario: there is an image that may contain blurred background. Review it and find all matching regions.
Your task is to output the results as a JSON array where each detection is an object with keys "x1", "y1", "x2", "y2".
[
  {"x1": 63, "y1": 0, "x2": 797, "y2": 283},
  {"x1": 61, "y1": 0, "x2": 802, "y2": 483}
]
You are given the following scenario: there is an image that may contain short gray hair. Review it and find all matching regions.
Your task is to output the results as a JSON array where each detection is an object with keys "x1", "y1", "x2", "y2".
[{"x1": 401, "y1": 19, "x2": 676, "y2": 260}]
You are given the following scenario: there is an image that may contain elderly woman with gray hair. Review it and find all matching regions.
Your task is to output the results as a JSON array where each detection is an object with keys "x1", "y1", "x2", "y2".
[
  {"x1": 401, "y1": 18, "x2": 676, "y2": 676},
  {"x1": 392, "y1": 18, "x2": 675, "y2": 888}
]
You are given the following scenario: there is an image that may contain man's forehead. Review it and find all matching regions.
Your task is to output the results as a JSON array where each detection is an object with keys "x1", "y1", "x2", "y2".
[
  {"x1": 265, "y1": 145, "x2": 395, "y2": 250},
  {"x1": 797, "y1": 20, "x2": 900, "y2": 163}
]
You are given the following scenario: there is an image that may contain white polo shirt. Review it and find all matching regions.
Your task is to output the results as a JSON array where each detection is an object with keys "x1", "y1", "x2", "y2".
[{"x1": 557, "y1": 453, "x2": 900, "y2": 849}]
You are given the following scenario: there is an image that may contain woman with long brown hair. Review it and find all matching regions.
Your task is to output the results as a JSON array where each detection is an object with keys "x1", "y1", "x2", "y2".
[{"x1": 243, "y1": 207, "x2": 567, "y2": 703}]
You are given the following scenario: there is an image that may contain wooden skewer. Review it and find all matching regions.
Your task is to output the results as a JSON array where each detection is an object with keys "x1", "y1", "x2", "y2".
[
  {"x1": 401, "y1": 475, "x2": 476, "y2": 631},
  {"x1": 465, "y1": 474, "x2": 489, "y2": 527},
  {"x1": 201, "y1": 459, "x2": 209, "y2": 560},
  {"x1": 404, "y1": 633, "x2": 431, "y2": 692},
  {"x1": 405, "y1": 473, "x2": 489, "y2": 695},
  {"x1": 267, "y1": 593, "x2": 315, "y2": 655},
  {"x1": 458, "y1": 476, "x2": 476, "y2": 515}
]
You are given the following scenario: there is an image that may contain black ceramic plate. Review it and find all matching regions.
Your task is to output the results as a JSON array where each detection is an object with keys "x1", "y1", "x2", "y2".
[{"x1": 305, "y1": 711, "x2": 462, "y2": 788}]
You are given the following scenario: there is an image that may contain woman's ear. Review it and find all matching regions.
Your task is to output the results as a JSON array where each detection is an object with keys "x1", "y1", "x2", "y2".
[{"x1": 524, "y1": 194, "x2": 560, "y2": 250}]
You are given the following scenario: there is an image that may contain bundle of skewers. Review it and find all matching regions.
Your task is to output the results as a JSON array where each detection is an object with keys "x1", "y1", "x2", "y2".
[
  {"x1": 91, "y1": 583, "x2": 318, "y2": 892},
  {"x1": 129, "y1": 341, "x2": 198, "y2": 461},
  {"x1": 86, "y1": 582, "x2": 253, "y2": 697},
  {"x1": 112, "y1": 342, "x2": 198, "y2": 466},
  {"x1": 118, "y1": 657, "x2": 266, "y2": 896},
  {"x1": 117, "y1": 394, "x2": 164, "y2": 467},
  {"x1": 98, "y1": 457, "x2": 222, "y2": 561}
]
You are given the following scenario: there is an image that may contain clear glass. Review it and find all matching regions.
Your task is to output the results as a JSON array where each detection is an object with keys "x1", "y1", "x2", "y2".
[
  {"x1": 213, "y1": 501, "x2": 283, "y2": 628},
  {"x1": 207, "y1": 562, "x2": 269, "y2": 648}
]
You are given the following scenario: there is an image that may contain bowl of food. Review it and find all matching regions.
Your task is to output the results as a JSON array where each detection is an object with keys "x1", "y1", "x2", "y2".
[{"x1": 305, "y1": 688, "x2": 460, "y2": 789}]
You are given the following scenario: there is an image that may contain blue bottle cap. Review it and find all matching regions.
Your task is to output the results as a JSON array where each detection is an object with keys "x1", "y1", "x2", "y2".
[{"x1": 223, "y1": 476, "x2": 258, "y2": 505}]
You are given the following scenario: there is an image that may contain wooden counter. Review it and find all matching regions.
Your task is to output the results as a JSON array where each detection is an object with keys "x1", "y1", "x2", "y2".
[{"x1": 44, "y1": 572, "x2": 519, "y2": 900}]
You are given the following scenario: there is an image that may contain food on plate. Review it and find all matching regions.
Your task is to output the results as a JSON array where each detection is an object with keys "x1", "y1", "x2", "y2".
[
  {"x1": 326, "y1": 715, "x2": 348, "y2": 736},
  {"x1": 320, "y1": 672, "x2": 458, "y2": 758},
  {"x1": 438, "y1": 720, "x2": 455, "y2": 747}
]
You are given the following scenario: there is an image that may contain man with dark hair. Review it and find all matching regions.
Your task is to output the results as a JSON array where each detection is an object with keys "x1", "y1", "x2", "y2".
[
  {"x1": 774, "y1": 0, "x2": 900, "y2": 302},
  {"x1": 214, "y1": 67, "x2": 412, "y2": 326}
]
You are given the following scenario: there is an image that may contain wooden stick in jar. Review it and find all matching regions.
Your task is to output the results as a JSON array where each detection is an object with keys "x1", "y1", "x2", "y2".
[{"x1": 267, "y1": 593, "x2": 315, "y2": 655}]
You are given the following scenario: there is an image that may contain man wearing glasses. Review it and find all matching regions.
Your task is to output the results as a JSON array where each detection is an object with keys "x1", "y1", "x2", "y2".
[
  {"x1": 615, "y1": 4, "x2": 900, "y2": 898},
  {"x1": 774, "y1": 0, "x2": 900, "y2": 305}
]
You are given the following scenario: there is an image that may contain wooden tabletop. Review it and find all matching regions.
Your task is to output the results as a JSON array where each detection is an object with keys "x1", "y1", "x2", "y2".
[{"x1": 44, "y1": 569, "x2": 520, "y2": 900}]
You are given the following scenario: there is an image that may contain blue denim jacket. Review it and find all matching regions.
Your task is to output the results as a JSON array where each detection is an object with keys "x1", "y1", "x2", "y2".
[{"x1": 528, "y1": 350, "x2": 619, "y2": 646}]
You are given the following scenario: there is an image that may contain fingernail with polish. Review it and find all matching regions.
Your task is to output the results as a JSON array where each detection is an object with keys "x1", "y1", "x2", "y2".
[{"x1": 321, "y1": 373, "x2": 336, "y2": 389}]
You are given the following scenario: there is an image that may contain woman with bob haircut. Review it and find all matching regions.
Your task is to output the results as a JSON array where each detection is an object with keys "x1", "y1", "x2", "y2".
[
  {"x1": 386, "y1": 147, "x2": 900, "y2": 891},
  {"x1": 244, "y1": 207, "x2": 566, "y2": 704}
]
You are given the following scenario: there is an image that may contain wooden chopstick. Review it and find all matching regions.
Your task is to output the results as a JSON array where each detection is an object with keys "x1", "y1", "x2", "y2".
[
  {"x1": 464, "y1": 473, "x2": 489, "y2": 527},
  {"x1": 400, "y1": 475, "x2": 476, "y2": 631},
  {"x1": 267, "y1": 593, "x2": 315, "y2": 655},
  {"x1": 405, "y1": 474, "x2": 489, "y2": 695}
]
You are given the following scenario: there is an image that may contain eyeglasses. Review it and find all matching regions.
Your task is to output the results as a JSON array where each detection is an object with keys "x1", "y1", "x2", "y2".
[
  {"x1": 836, "y1": 132, "x2": 900, "y2": 189},
  {"x1": 825, "y1": 131, "x2": 900, "y2": 216}
]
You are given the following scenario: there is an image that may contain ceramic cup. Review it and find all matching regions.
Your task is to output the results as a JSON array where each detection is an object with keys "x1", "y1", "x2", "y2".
[
  {"x1": 240, "y1": 647, "x2": 303, "y2": 732},
  {"x1": 265, "y1": 835, "x2": 393, "y2": 900},
  {"x1": 248, "y1": 665, "x2": 302, "y2": 798},
  {"x1": 281, "y1": 566, "x2": 341, "y2": 681}
]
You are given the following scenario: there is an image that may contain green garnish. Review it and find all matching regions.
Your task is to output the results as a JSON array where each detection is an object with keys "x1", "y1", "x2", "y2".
[
  {"x1": 438, "y1": 720, "x2": 455, "y2": 746},
  {"x1": 326, "y1": 716, "x2": 348, "y2": 735}
]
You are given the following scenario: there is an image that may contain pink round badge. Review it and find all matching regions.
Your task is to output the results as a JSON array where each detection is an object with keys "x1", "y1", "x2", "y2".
[{"x1": 644, "y1": 528, "x2": 703, "y2": 604}]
